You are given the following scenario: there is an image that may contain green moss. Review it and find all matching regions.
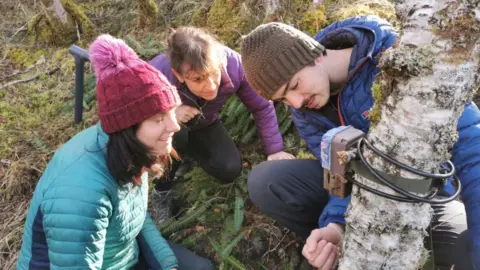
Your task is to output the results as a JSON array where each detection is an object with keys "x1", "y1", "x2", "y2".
[
  {"x1": 61, "y1": 0, "x2": 95, "y2": 37},
  {"x1": 369, "y1": 82, "x2": 383, "y2": 125},
  {"x1": 190, "y1": 8, "x2": 209, "y2": 27},
  {"x1": 298, "y1": 4, "x2": 328, "y2": 36},
  {"x1": 54, "y1": 49, "x2": 68, "y2": 61},
  {"x1": 278, "y1": 0, "x2": 311, "y2": 26},
  {"x1": 433, "y1": 7, "x2": 479, "y2": 62},
  {"x1": 26, "y1": 0, "x2": 94, "y2": 45},
  {"x1": 327, "y1": 0, "x2": 398, "y2": 26},
  {"x1": 27, "y1": 14, "x2": 46, "y2": 43},
  {"x1": 207, "y1": 0, "x2": 244, "y2": 47},
  {"x1": 6, "y1": 48, "x2": 29, "y2": 67},
  {"x1": 137, "y1": 0, "x2": 159, "y2": 28},
  {"x1": 296, "y1": 150, "x2": 316, "y2": 160},
  {"x1": 5, "y1": 48, "x2": 45, "y2": 67},
  {"x1": 381, "y1": 46, "x2": 435, "y2": 78}
]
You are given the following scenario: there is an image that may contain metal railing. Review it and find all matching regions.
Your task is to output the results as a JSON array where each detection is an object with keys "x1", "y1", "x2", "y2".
[{"x1": 68, "y1": 45, "x2": 90, "y2": 124}]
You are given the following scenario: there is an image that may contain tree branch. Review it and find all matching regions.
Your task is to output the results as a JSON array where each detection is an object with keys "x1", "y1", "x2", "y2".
[{"x1": 0, "y1": 67, "x2": 60, "y2": 90}]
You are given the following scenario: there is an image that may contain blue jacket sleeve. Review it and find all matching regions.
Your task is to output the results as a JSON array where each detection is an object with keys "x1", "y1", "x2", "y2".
[
  {"x1": 137, "y1": 213, "x2": 178, "y2": 270},
  {"x1": 451, "y1": 102, "x2": 480, "y2": 267},
  {"x1": 318, "y1": 195, "x2": 351, "y2": 227}
]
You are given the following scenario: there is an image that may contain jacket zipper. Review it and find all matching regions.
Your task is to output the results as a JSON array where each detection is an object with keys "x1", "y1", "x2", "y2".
[{"x1": 178, "y1": 90, "x2": 208, "y2": 127}]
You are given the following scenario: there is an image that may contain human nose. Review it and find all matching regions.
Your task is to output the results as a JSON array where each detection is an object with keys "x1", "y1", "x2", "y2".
[
  {"x1": 166, "y1": 112, "x2": 181, "y2": 133},
  {"x1": 285, "y1": 92, "x2": 304, "y2": 109},
  {"x1": 204, "y1": 76, "x2": 216, "y2": 92}
]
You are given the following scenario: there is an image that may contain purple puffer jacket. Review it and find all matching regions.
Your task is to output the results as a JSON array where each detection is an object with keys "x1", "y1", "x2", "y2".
[{"x1": 149, "y1": 46, "x2": 284, "y2": 155}]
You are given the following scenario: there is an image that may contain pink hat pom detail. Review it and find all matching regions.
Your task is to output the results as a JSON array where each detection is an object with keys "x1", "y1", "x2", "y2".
[{"x1": 89, "y1": 34, "x2": 141, "y2": 80}]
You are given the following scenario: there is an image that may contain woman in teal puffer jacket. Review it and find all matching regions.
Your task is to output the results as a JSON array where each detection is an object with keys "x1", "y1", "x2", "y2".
[{"x1": 16, "y1": 34, "x2": 213, "y2": 270}]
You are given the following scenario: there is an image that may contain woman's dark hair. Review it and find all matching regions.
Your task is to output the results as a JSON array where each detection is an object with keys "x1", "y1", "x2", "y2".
[
  {"x1": 106, "y1": 124, "x2": 174, "y2": 186},
  {"x1": 166, "y1": 26, "x2": 221, "y2": 78}
]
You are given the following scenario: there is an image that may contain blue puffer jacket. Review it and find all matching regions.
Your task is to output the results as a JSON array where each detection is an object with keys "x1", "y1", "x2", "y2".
[
  {"x1": 17, "y1": 123, "x2": 177, "y2": 269},
  {"x1": 291, "y1": 15, "x2": 480, "y2": 266}
]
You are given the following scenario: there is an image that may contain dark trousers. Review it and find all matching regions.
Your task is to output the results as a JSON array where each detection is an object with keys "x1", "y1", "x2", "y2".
[
  {"x1": 155, "y1": 120, "x2": 242, "y2": 189},
  {"x1": 248, "y1": 159, "x2": 474, "y2": 269},
  {"x1": 135, "y1": 242, "x2": 213, "y2": 270}
]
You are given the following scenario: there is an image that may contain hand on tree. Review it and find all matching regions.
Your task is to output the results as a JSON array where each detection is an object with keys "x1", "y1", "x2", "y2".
[
  {"x1": 302, "y1": 223, "x2": 344, "y2": 270},
  {"x1": 175, "y1": 105, "x2": 200, "y2": 123},
  {"x1": 267, "y1": 151, "x2": 295, "y2": 161}
]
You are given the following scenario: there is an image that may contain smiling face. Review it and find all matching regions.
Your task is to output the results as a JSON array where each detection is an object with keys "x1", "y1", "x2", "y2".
[
  {"x1": 271, "y1": 58, "x2": 331, "y2": 110},
  {"x1": 136, "y1": 109, "x2": 180, "y2": 156}
]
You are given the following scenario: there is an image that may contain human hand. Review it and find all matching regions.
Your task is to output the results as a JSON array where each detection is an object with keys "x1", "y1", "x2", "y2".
[
  {"x1": 267, "y1": 151, "x2": 295, "y2": 161},
  {"x1": 175, "y1": 105, "x2": 200, "y2": 123},
  {"x1": 302, "y1": 223, "x2": 344, "y2": 269}
]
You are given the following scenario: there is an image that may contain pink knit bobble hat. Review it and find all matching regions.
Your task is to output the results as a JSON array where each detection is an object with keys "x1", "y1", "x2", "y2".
[{"x1": 89, "y1": 34, "x2": 181, "y2": 134}]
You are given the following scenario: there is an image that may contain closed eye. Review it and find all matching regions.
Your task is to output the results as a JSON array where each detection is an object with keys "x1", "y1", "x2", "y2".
[{"x1": 290, "y1": 81, "x2": 298, "y2": 91}]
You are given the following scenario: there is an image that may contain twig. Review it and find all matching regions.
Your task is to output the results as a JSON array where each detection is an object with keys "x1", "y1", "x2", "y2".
[
  {"x1": 283, "y1": 239, "x2": 297, "y2": 250},
  {"x1": 264, "y1": 232, "x2": 273, "y2": 263},
  {"x1": 8, "y1": 23, "x2": 28, "y2": 42},
  {"x1": 0, "y1": 67, "x2": 60, "y2": 90},
  {"x1": 262, "y1": 230, "x2": 288, "y2": 263},
  {"x1": 4, "y1": 58, "x2": 45, "y2": 80},
  {"x1": 261, "y1": 229, "x2": 290, "y2": 260},
  {"x1": 75, "y1": 20, "x2": 81, "y2": 41}
]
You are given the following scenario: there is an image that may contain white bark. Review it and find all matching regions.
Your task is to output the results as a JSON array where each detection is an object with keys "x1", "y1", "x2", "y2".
[{"x1": 340, "y1": 1, "x2": 480, "y2": 269}]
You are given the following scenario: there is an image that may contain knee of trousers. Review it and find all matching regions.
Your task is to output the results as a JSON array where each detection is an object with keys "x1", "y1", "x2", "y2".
[
  {"x1": 208, "y1": 157, "x2": 242, "y2": 184},
  {"x1": 247, "y1": 161, "x2": 277, "y2": 210},
  {"x1": 196, "y1": 259, "x2": 215, "y2": 270}
]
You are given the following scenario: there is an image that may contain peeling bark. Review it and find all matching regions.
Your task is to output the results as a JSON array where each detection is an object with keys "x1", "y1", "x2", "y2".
[{"x1": 339, "y1": 1, "x2": 480, "y2": 269}]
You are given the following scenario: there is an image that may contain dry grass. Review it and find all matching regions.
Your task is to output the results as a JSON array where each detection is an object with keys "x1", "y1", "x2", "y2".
[{"x1": 0, "y1": 3, "x2": 98, "y2": 267}]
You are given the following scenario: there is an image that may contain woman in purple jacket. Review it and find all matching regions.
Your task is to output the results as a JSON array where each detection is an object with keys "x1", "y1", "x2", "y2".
[{"x1": 148, "y1": 27, "x2": 294, "y2": 222}]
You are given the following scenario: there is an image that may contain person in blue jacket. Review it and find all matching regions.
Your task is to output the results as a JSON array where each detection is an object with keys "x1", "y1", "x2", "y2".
[
  {"x1": 240, "y1": 16, "x2": 479, "y2": 269},
  {"x1": 16, "y1": 34, "x2": 213, "y2": 269}
]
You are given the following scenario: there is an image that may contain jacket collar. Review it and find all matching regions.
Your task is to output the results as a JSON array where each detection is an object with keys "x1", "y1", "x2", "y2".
[
  {"x1": 218, "y1": 48, "x2": 234, "y2": 89},
  {"x1": 96, "y1": 121, "x2": 109, "y2": 154}
]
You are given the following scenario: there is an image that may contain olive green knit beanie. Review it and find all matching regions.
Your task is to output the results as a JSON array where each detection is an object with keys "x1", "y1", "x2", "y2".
[{"x1": 240, "y1": 22, "x2": 325, "y2": 99}]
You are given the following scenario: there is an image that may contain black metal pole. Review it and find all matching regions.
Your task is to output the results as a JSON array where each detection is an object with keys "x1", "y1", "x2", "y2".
[
  {"x1": 68, "y1": 45, "x2": 90, "y2": 124},
  {"x1": 74, "y1": 57, "x2": 85, "y2": 124}
]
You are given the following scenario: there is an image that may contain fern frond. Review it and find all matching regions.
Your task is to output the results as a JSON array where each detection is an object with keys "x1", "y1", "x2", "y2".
[
  {"x1": 233, "y1": 189, "x2": 244, "y2": 234},
  {"x1": 180, "y1": 228, "x2": 211, "y2": 249},
  {"x1": 226, "y1": 256, "x2": 247, "y2": 270},
  {"x1": 209, "y1": 237, "x2": 222, "y2": 253},
  {"x1": 160, "y1": 199, "x2": 216, "y2": 235},
  {"x1": 220, "y1": 231, "x2": 246, "y2": 260}
]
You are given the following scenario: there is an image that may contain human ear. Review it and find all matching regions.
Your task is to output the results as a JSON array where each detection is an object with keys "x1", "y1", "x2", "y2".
[{"x1": 171, "y1": 68, "x2": 184, "y2": 84}]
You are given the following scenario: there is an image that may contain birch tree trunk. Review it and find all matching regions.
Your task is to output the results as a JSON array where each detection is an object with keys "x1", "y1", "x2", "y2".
[{"x1": 339, "y1": 1, "x2": 480, "y2": 269}]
